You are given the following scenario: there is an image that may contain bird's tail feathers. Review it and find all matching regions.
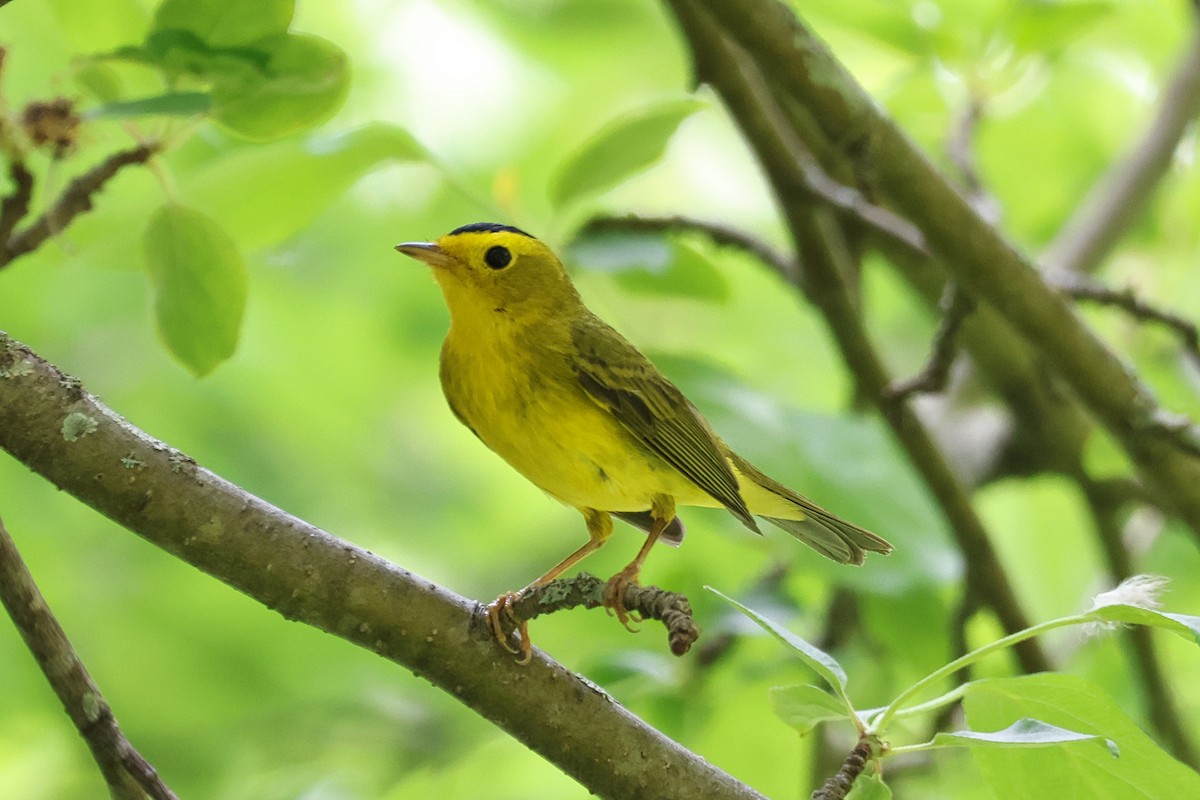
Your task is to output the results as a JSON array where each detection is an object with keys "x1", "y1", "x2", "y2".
[
  {"x1": 763, "y1": 507, "x2": 891, "y2": 565},
  {"x1": 729, "y1": 452, "x2": 892, "y2": 565}
]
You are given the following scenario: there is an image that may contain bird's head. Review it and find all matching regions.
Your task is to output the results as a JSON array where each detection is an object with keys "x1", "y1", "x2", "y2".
[{"x1": 396, "y1": 222, "x2": 579, "y2": 323}]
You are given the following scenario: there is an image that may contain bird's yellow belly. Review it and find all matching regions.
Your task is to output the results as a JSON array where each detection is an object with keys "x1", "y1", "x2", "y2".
[{"x1": 443, "y1": 346, "x2": 710, "y2": 512}]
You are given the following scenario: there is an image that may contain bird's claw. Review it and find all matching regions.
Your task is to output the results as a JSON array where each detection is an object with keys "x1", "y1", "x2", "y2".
[
  {"x1": 603, "y1": 567, "x2": 643, "y2": 633},
  {"x1": 487, "y1": 591, "x2": 532, "y2": 664}
]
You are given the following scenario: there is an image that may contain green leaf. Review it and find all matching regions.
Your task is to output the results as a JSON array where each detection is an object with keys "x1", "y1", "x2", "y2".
[
  {"x1": 1088, "y1": 603, "x2": 1200, "y2": 645},
  {"x1": 85, "y1": 91, "x2": 212, "y2": 120},
  {"x1": 550, "y1": 97, "x2": 705, "y2": 208},
  {"x1": 770, "y1": 684, "x2": 851, "y2": 736},
  {"x1": 845, "y1": 772, "x2": 891, "y2": 800},
  {"x1": 211, "y1": 33, "x2": 349, "y2": 141},
  {"x1": 964, "y1": 674, "x2": 1200, "y2": 799},
  {"x1": 143, "y1": 205, "x2": 248, "y2": 376},
  {"x1": 153, "y1": 0, "x2": 293, "y2": 47},
  {"x1": 930, "y1": 718, "x2": 1118, "y2": 757},
  {"x1": 187, "y1": 123, "x2": 426, "y2": 250},
  {"x1": 707, "y1": 588, "x2": 852, "y2": 710}
]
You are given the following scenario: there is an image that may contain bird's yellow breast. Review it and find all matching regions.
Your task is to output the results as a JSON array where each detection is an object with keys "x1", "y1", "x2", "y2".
[{"x1": 439, "y1": 315, "x2": 706, "y2": 512}]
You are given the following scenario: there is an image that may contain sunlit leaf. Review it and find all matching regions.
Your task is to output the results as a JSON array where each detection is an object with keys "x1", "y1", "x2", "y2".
[
  {"x1": 143, "y1": 205, "x2": 247, "y2": 376},
  {"x1": 707, "y1": 587, "x2": 851, "y2": 708},
  {"x1": 770, "y1": 684, "x2": 851, "y2": 736},
  {"x1": 153, "y1": 0, "x2": 293, "y2": 48},
  {"x1": 845, "y1": 772, "x2": 891, "y2": 800},
  {"x1": 965, "y1": 674, "x2": 1200, "y2": 799},
  {"x1": 550, "y1": 98, "x2": 705, "y2": 208},
  {"x1": 211, "y1": 33, "x2": 349, "y2": 141},
  {"x1": 1088, "y1": 603, "x2": 1200, "y2": 645},
  {"x1": 930, "y1": 718, "x2": 1118, "y2": 757}
]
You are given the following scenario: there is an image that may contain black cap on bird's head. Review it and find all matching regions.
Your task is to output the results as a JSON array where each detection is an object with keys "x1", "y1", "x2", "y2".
[
  {"x1": 394, "y1": 222, "x2": 578, "y2": 315},
  {"x1": 444, "y1": 221, "x2": 535, "y2": 238}
]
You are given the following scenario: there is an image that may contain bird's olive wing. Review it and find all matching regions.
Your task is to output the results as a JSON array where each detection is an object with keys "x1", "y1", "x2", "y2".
[{"x1": 570, "y1": 316, "x2": 757, "y2": 531}]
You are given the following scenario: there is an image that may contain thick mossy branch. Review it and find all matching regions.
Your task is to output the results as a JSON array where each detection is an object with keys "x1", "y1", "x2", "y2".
[
  {"x1": 694, "y1": 0, "x2": 1200, "y2": 534},
  {"x1": 667, "y1": 0, "x2": 1050, "y2": 673},
  {"x1": 0, "y1": 330, "x2": 767, "y2": 800},
  {"x1": 502, "y1": 573, "x2": 701, "y2": 657}
]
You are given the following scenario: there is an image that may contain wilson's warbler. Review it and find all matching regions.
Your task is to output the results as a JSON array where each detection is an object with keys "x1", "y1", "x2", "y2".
[{"x1": 397, "y1": 222, "x2": 892, "y2": 662}]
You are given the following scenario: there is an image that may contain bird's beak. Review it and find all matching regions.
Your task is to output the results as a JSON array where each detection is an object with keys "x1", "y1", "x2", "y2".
[{"x1": 394, "y1": 241, "x2": 453, "y2": 268}]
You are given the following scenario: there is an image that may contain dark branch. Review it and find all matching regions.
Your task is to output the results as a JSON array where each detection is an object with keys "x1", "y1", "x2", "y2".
[
  {"x1": 580, "y1": 213, "x2": 799, "y2": 280},
  {"x1": 0, "y1": 160, "x2": 33, "y2": 243},
  {"x1": 502, "y1": 573, "x2": 701, "y2": 657},
  {"x1": 886, "y1": 284, "x2": 975, "y2": 402},
  {"x1": 0, "y1": 515, "x2": 179, "y2": 800},
  {"x1": 693, "y1": 0, "x2": 1200, "y2": 535},
  {"x1": 1056, "y1": 275, "x2": 1200, "y2": 371},
  {"x1": 946, "y1": 97, "x2": 1001, "y2": 223},
  {"x1": 1, "y1": 142, "x2": 161, "y2": 268},
  {"x1": 811, "y1": 737, "x2": 876, "y2": 800},
  {"x1": 667, "y1": 0, "x2": 1050, "y2": 672}
]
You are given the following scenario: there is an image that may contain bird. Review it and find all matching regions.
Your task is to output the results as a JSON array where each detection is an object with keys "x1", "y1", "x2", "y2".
[{"x1": 396, "y1": 222, "x2": 892, "y2": 662}]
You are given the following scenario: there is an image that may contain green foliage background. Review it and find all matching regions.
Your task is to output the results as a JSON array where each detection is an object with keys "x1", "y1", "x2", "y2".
[{"x1": 1, "y1": 0, "x2": 1199, "y2": 797}]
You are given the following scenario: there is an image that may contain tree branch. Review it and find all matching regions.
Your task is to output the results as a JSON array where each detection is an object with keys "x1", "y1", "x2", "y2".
[
  {"x1": 504, "y1": 572, "x2": 701, "y2": 657},
  {"x1": 0, "y1": 142, "x2": 161, "y2": 268},
  {"x1": 1057, "y1": 274, "x2": 1200, "y2": 374},
  {"x1": 666, "y1": 0, "x2": 1050, "y2": 673},
  {"x1": 0, "y1": 515, "x2": 179, "y2": 800},
  {"x1": 1043, "y1": 20, "x2": 1200, "y2": 276},
  {"x1": 0, "y1": 330, "x2": 767, "y2": 800},
  {"x1": 886, "y1": 284, "x2": 975, "y2": 402},
  {"x1": 579, "y1": 213, "x2": 799, "y2": 281},
  {"x1": 697, "y1": 0, "x2": 1200, "y2": 536}
]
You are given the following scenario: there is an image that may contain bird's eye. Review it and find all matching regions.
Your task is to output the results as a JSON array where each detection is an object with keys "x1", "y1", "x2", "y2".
[{"x1": 484, "y1": 245, "x2": 512, "y2": 269}]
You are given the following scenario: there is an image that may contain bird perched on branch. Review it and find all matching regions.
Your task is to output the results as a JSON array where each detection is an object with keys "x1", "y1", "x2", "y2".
[{"x1": 396, "y1": 222, "x2": 892, "y2": 662}]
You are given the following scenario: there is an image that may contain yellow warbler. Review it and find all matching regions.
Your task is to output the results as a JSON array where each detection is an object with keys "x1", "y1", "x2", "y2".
[{"x1": 397, "y1": 222, "x2": 891, "y2": 661}]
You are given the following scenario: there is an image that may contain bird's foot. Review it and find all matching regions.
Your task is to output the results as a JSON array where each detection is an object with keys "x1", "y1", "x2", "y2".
[
  {"x1": 486, "y1": 591, "x2": 532, "y2": 665},
  {"x1": 603, "y1": 566, "x2": 644, "y2": 633}
]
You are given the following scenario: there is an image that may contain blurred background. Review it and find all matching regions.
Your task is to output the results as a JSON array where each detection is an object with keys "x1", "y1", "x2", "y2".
[{"x1": 1, "y1": 0, "x2": 1199, "y2": 797}]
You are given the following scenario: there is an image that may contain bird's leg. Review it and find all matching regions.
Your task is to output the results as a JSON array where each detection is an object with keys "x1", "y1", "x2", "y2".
[
  {"x1": 487, "y1": 509, "x2": 612, "y2": 664},
  {"x1": 604, "y1": 494, "x2": 675, "y2": 632}
]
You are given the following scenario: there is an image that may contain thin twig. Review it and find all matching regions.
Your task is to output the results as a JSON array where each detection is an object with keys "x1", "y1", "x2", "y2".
[
  {"x1": 886, "y1": 284, "x2": 975, "y2": 402},
  {"x1": 0, "y1": 515, "x2": 179, "y2": 800},
  {"x1": 503, "y1": 573, "x2": 701, "y2": 657},
  {"x1": 1, "y1": 141, "x2": 161, "y2": 267},
  {"x1": 0, "y1": 160, "x2": 34, "y2": 242},
  {"x1": 580, "y1": 213, "x2": 799, "y2": 280},
  {"x1": 811, "y1": 737, "x2": 876, "y2": 800},
  {"x1": 946, "y1": 97, "x2": 1002, "y2": 224},
  {"x1": 1056, "y1": 275, "x2": 1200, "y2": 371}
]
